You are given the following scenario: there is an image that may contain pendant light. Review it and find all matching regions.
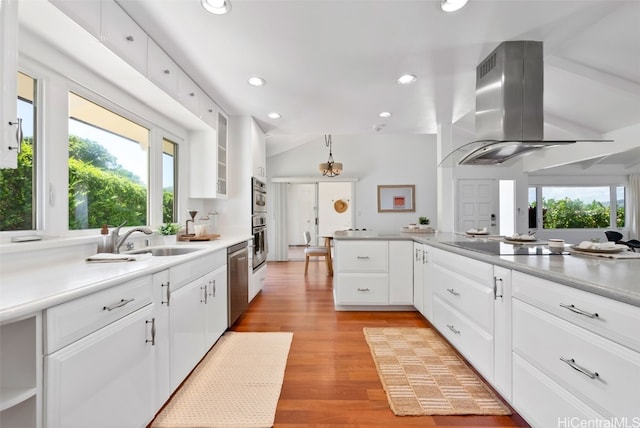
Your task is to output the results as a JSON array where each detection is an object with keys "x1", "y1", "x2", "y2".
[{"x1": 319, "y1": 135, "x2": 342, "y2": 177}]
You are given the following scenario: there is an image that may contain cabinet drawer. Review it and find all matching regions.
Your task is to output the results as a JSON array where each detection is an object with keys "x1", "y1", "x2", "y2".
[
  {"x1": 513, "y1": 353, "x2": 604, "y2": 428},
  {"x1": 432, "y1": 295, "x2": 493, "y2": 381},
  {"x1": 335, "y1": 274, "x2": 388, "y2": 305},
  {"x1": 100, "y1": 0, "x2": 148, "y2": 74},
  {"x1": 336, "y1": 241, "x2": 388, "y2": 273},
  {"x1": 513, "y1": 299, "x2": 640, "y2": 418},
  {"x1": 170, "y1": 250, "x2": 226, "y2": 291},
  {"x1": 45, "y1": 275, "x2": 152, "y2": 353},
  {"x1": 431, "y1": 247, "x2": 493, "y2": 286},
  {"x1": 512, "y1": 271, "x2": 640, "y2": 352},
  {"x1": 432, "y1": 263, "x2": 494, "y2": 332}
]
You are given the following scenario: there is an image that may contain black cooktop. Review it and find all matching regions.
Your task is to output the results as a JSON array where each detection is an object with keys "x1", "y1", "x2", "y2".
[{"x1": 444, "y1": 240, "x2": 557, "y2": 256}]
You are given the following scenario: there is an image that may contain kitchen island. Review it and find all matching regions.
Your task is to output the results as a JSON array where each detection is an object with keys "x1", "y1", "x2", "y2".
[{"x1": 332, "y1": 230, "x2": 640, "y2": 428}]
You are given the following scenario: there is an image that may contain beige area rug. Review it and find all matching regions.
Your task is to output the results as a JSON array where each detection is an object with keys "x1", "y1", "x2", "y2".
[
  {"x1": 364, "y1": 327, "x2": 511, "y2": 416},
  {"x1": 152, "y1": 331, "x2": 293, "y2": 428}
]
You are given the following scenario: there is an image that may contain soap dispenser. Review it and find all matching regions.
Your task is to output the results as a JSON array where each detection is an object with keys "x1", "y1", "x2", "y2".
[{"x1": 97, "y1": 224, "x2": 112, "y2": 253}]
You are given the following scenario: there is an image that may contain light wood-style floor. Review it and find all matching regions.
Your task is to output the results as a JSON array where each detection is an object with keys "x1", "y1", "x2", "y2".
[{"x1": 232, "y1": 261, "x2": 530, "y2": 427}]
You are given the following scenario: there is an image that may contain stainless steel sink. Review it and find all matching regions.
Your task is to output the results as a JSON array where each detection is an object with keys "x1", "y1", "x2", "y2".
[{"x1": 127, "y1": 247, "x2": 202, "y2": 256}]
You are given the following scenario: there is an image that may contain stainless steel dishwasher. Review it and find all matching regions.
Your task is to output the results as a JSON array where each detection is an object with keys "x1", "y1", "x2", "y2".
[{"x1": 227, "y1": 241, "x2": 249, "y2": 327}]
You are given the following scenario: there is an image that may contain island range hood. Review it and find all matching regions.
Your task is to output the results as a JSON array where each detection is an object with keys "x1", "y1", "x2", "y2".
[{"x1": 440, "y1": 40, "x2": 610, "y2": 167}]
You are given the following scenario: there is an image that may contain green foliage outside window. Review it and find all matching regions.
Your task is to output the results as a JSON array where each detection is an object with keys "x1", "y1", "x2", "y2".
[
  {"x1": 0, "y1": 135, "x2": 174, "y2": 231},
  {"x1": 530, "y1": 197, "x2": 625, "y2": 229}
]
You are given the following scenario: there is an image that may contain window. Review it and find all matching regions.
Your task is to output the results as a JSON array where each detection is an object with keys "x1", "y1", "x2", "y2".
[
  {"x1": 0, "y1": 72, "x2": 37, "y2": 231},
  {"x1": 68, "y1": 93, "x2": 150, "y2": 230},
  {"x1": 528, "y1": 185, "x2": 625, "y2": 229},
  {"x1": 162, "y1": 138, "x2": 178, "y2": 223}
]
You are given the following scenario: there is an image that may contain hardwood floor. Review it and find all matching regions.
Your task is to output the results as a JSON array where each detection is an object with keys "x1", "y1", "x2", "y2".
[{"x1": 232, "y1": 261, "x2": 530, "y2": 427}]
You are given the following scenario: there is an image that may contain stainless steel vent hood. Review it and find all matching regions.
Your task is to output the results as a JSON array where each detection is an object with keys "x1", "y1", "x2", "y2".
[{"x1": 439, "y1": 40, "x2": 610, "y2": 167}]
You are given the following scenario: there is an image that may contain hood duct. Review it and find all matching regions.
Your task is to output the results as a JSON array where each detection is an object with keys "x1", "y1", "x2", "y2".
[{"x1": 440, "y1": 40, "x2": 610, "y2": 167}]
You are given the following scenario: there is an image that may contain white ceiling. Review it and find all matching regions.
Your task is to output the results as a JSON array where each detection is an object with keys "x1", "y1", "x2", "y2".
[
  {"x1": 115, "y1": 0, "x2": 640, "y2": 159},
  {"x1": 18, "y1": 0, "x2": 640, "y2": 165}
]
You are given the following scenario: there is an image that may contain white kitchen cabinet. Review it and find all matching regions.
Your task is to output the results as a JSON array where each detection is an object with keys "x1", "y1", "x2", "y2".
[
  {"x1": 412, "y1": 242, "x2": 424, "y2": 314},
  {"x1": 0, "y1": 315, "x2": 41, "y2": 428},
  {"x1": 430, "y1": 248, "x2": 494, "y2": 381},
  {"x1": 251, "y1": 117, "x2": 266, "y2": 179},
  {"x1": 100, "y1": 0, "x2": 148, "y2": 75},
  {"x1": 334, "y1": 240, "x2": 389, "y2": 306},
  {"x1": 216, "y1": 111, "x2": 228, "y2": 197},
  {"x1": 199, "y1": 94, "x2": 218, "y2": 128},
  {"x1": 49, "y1": 0, "x2": 101, "y2": 39},
  {"x1": 0, "y1": 0, "x2": 19, "y2": 169},
  {"x1": 152, "y1": 270, "x2": 171, "y2": 409},
  {"x1": 492, "y1": 265, "x2": 512, "y2": 400},
  {"x1": 250, "y1": 263, "x2": 267, "y2": 302},
  {"x1": 147, "y1": 38, "x2": 179, "y2": 99},
  {"x1": 177, "y1": 68, "x2": 201, "y2": 115},
  {"x1": 169, "y1": 265, "x2": 227, "y2": 390},
  {"x1": 389, "y1": 241, "x2": 413, "y2": 305},
  {"x1": 45, "y1": 304, "x2": 156, "y2": 428}
]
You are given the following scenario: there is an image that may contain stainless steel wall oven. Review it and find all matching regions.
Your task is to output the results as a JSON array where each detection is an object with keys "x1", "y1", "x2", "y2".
[{"x1": 251, "y1": 178, "x2": 267, "y2": 271}]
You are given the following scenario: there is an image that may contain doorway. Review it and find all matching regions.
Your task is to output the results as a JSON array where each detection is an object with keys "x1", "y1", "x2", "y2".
[{"x1": 287, "y1": 183, "x2": 316, "y2": 260}]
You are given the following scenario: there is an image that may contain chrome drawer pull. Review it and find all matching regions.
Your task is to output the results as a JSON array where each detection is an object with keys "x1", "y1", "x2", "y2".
[
  {"x1": 493, "y1": 277, "x2": 503, "y2": 300},
  {"x1": 446, "y1": 288, "x2": 460, "y2": 296},
  {"x1": 161, "y1": 281, "x2": 170, "y2": 306},
  {"x1": 559, "y1": 303, "x2": 599, "y2": 318},
  {"x1": 102, "y1": 298, "x2": 134, "y2": 311},
  {"x1": 356, "y1": 256, "x2": 370, "y2": 260},
  {"x1": 560, "y1": 357, "x2": 599, "y2": 379},
  {"x1": 447, "y1": 324, "x2": 460, "y2": 334},
  {"x1": 357, "y1": 288, "x2": 370, "y2": 292},
  {"x1": 146, "y1": 318, "x2": 156, "y2": 346}
]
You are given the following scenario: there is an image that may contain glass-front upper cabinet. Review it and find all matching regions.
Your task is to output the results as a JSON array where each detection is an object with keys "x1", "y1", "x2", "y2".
[{"x1": 216, "y1": 112, "x2": 227, "y2": 198}]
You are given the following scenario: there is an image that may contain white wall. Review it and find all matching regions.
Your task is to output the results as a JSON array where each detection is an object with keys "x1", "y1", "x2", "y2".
[{"x1": 267, "y1": 134, "x2": 438, "y2": 234}]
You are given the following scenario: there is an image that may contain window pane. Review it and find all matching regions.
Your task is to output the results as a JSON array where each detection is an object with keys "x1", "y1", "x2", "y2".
[
  {"x1": 162, "y1": 138, "x2": 177, "y2": 223},
  {"x1": 528, "y1": 187, "x2": 537, "y2": 229},
  {"x1": 0, "y1": 72, "x2": 36, "y2": 231},
  {"x1": 616, "y1": 186, "x2": 625, "y2": 228},
  {"x1": 542, "y1": 186, "x2": 611, "y2": 229},
  {"x1": 68, "y1": 93, "x2": 149, "y2": 230}
]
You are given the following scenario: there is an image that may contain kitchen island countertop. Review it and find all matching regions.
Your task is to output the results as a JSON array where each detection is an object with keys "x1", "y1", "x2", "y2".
[{"x1": 333, "y1": 230, "x2": 640, "y2": 307}]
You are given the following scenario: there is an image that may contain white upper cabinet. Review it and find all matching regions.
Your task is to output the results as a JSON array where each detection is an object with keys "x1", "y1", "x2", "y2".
[
  {"x1": 1, "y1": 0, "x2": 19, "y2": 169},
  {"x1": 49, "y1": 0, "x2": 101, "y2": 39},
  {"x1": 100, "y1": 0, "x2": 148, "y2": 75},
  {"x1": 177, "y1": 68, "x2": 202, "y2": 115},
  {"x1": 251, "y1": 118, "x2": 266, "y2": 179},
  {"x1": 216, "y1": 111, "x2": 228, "y2": 197},
  {"x1": 199, "y1": 95, "x2": 218, "y2": 128},
  {"x1": 147, "y1": 39, "x2": 179, "y2": 99}
]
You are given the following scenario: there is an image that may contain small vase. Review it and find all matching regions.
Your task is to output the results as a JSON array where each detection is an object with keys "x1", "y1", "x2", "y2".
[{"x1": 162, "y1": 235, "x2": 176, "y2": 245}]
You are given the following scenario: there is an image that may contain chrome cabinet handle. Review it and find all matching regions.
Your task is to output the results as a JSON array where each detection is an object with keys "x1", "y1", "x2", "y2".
[
  {"x1": 423, "y1": 250, "x2": 427, "y2": 264},
  {"x1": 146, "y1": 318, "x2": 156, "y2": 346},
  {"x1": 208, "y1": 280, "x2": 216, "y2": 297},
  {"x1": 559, "y1": 303, "x2": 599, "y2": 319},
  {"x1": 163, "y1": 69, "x2": 170, "y2": 75},
  {"x1": 447, "y1": 324, "x2": 460, "y2": 334},
  {"x1": 161, "y1": 281, "x2": 170, "y2": 306},
  {"x1": 356, "y1": 256, "x2": 370, "y2": 259},
  {"x1": 125, "y1": 35, "x2": 134, "y2": 42},
  {"x1": 8, "y1": 118, "x2": 23, "y2": 153},
  {"x1": 102, "y1": 298, "x2": 134, "y2": 311},
  {"x1": 493, "y1": 277, "x2": 503, "y2": 300},
  {"x1": 560, "y1": 357, "x2": 599, "y2": 379},
  {"x1": 201, "y1": 285, "x2": 208, "y2": 304},
  {"x1": 446, "y1": 288, "x2": 460, "y2": 296},
  {"x1": 415, "y1": 248, "x2": 420, "y2": 261},
  {"x1": 357, "y1": 288, "x2": 370, "y2": 292}
]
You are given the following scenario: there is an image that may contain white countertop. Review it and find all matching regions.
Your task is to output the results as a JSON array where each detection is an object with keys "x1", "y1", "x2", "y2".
[
  {"x1": 333, "y1": 230, "x2": 640, "y2": 307},
  {"x1": 0, "y1": 234, "x2": 251, "y2": 324}
]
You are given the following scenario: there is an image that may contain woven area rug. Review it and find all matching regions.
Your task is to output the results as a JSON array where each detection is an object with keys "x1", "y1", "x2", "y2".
[
  {"x1": 152, "y1": 331, "x2": 293, "y2": 428},
  {"x1": 363, "y1": 327, "x2": 511, "y2": 416}
]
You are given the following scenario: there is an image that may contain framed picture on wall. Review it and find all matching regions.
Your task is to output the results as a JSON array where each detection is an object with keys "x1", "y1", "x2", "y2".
[{"x1": 377, "y1": 185, "x2": 415, "y2": 212}]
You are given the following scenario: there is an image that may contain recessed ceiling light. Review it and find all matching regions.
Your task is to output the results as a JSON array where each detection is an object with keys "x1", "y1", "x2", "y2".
[
  {"x1": 441, "y1": 0, "x2": 468, "y2": 12},
  {"x1": 397, "y1": 74, "x2": 417, "y2": 85},
  {"x1": 247, "y1": 77, "x2": 266, "y2": 87},
  {"x1": 268, "y1": 112, "x2": 281, "y2": 119},
  {"x1": 201, "y1": 0, "x2": 232, "y2": 15},
  {"x1": 379, "y1": 112, "x2": 392, "y2": 118}
]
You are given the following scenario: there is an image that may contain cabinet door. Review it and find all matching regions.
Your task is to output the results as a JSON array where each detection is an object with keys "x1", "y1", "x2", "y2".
[
  {"x1": 389, "y1": 241, "x2": 413, "y2": 305},
  {"x1": 493, "y1": 265, "x2": 512, "y2": 400},
  {"x1": 251, "y1": 117, "x2": 266, "y2": 178},
  {"x1": 100, "y1": 0, "x2": 148, "y2": 75},
  {"x1": 412, "y1": 243, "x2": 424, "y2": 314},
  {"x1": 169, "y1": 276, "x2": 206, "y2": 389},
  {"x1": 188, "y1": 129, "x2": 218, "y2": 198},
  {"x1": 147, "y1": 39, "x2": 178, "y2": 98},
  {"x1": 177, "y1": 68, "x2": 201, "y2": 114},
  {"x1": 152, "y1": 270, "x2": 171, "y2": 408},
  {"x1": 422, "y1": 246, "x2": 433, "y2": 321},
  {"x1": 204, "y1": 266, "x2": 228, "y2": 348},
  {"x1": 0, "y1": 0, "x2": 18, "y2": 168},
  {"x1": 216, "y1": 112, "x2": 228, "y2": 197},
  {"x1": 45, "y1": 305, "x2": 156, "y2": 428}
]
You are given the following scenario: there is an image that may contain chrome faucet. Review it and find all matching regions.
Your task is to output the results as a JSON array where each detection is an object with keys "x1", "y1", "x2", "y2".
[{"x1": 111, "y1": 222, "x2": 153, "y2": 253}]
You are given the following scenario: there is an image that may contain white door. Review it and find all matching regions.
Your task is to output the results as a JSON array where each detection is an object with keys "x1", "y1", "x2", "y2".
[
  {"x1": 457, "y1": 179, "x2": 498, "y2": 234},
  {"x1": 318, "y1": 181, "x2": 353, "y2": 238},
  {"x1": 204, "y1": 265, "x2": 227, "y2": 348},
  {"x1": 287, "y1": 183, "x2": 316, "y2": 246}
]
